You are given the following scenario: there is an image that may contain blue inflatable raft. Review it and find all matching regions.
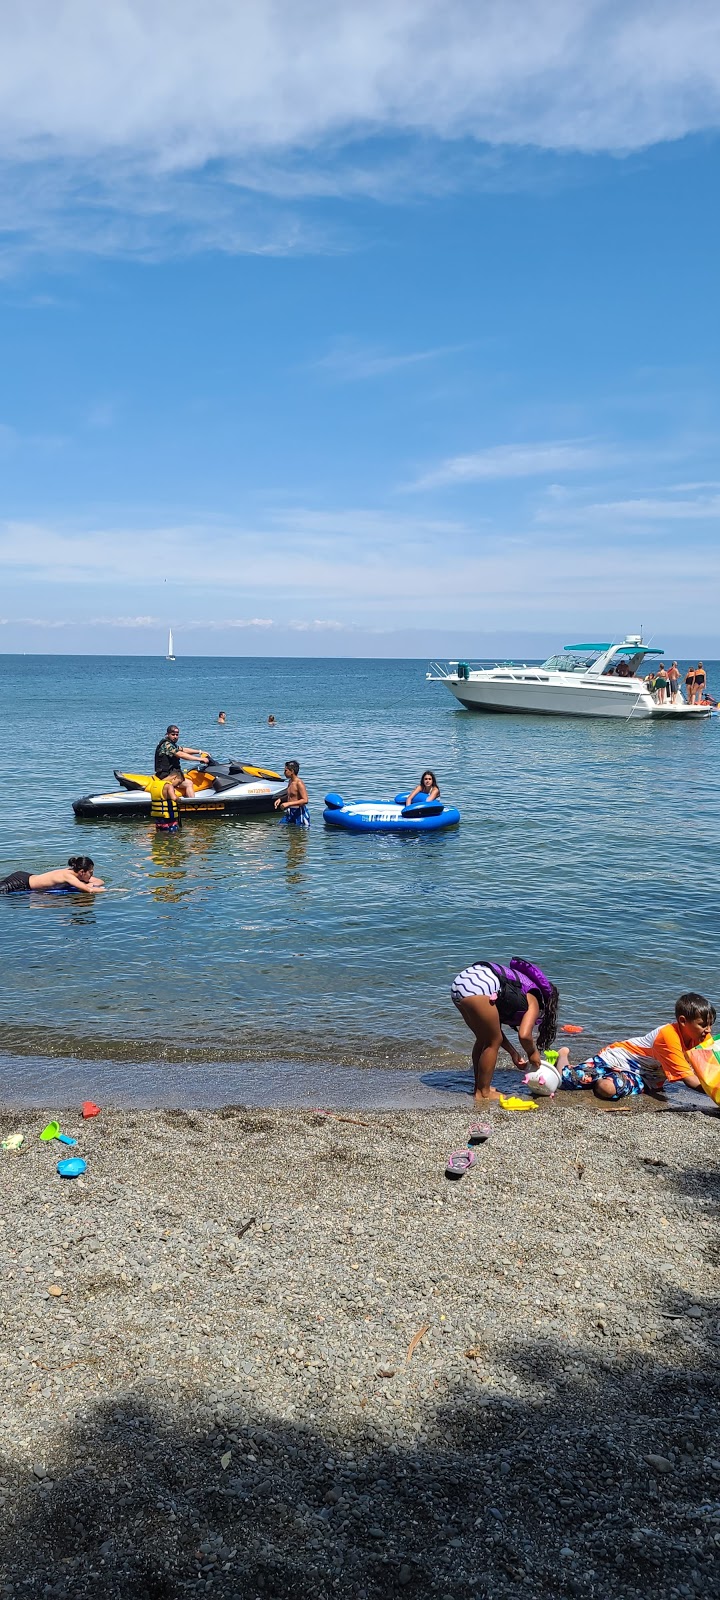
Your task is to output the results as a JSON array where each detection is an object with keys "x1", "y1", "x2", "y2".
[{"x1": 323, "y1": 791, "x2": 460, "y2": 833}]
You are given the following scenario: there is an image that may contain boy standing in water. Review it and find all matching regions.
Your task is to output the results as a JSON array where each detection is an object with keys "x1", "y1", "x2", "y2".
[
  {"x1": 274, "y1": 760, "x2": 310, "y2": 826},
  {"x1": 558, "y1": 992, "x2": 716, "y2": 1102}
]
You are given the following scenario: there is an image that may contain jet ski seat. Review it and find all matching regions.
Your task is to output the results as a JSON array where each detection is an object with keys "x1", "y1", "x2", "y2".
[
  {"x1": 212, "y1": 772, "x2": 247, "y2": 792},
  {"x1": 114, "y1": 770, "x2": 148, "y2": 792}
]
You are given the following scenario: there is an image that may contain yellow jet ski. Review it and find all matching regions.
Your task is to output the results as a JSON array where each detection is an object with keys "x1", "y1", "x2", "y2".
[{"x1": 73, "y1": 758, "x2": 287, "y2": 820}]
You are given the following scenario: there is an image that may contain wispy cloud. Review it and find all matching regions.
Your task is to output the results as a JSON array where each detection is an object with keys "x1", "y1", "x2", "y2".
[
  {"x1": 408, "y1": 439, "x2": 614, "y2": 489},
  {"x1": 0, "y1": 613, "x2": 350, "y2": 633},
  {"x1": 537, "y1": 489, "x2": 720, "y2": 524},
  {"x1": 314, "y1": 340, "x2": 469, "y2": 383}
]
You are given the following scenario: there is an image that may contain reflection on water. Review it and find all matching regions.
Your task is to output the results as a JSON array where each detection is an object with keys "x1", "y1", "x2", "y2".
[
  {"x1": 148, "y1": 829, "x2": 197, "y2": 903},
  {"x1": 0, "y1": 654, "x2": 718, "y2": 1089},
  {"x1": 282, "y1": 827, "x2": 309, "y2": 891}
]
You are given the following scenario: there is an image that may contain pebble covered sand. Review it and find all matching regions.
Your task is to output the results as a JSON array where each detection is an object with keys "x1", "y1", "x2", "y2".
[{"x1": 1, "y1": 1099, "x2": 719, "y2": 1599}]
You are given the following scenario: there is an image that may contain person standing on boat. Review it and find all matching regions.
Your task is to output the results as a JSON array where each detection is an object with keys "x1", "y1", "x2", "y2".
[
  {"x1": 685, "y1": 665, "x2": 697, "y2": 703},
  {"x1": 667, "y1": 662, "x2": 681, "y2": 702},
  {"x1": 451, "y1": 958, "x2": 560, "y2": 1103},
  {"x1": 693, "y1": 663, "x2": 707, "y2": 704},
  {"x1": 654, "y1": 664, "x2": 668, "y2": 704},
  {"x1": 154, "y1": 725, "x2": 207, "y2": 799}
]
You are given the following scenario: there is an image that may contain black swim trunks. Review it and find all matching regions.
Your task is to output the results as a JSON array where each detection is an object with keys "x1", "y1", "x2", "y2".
[{"x1": 0, "y1": 871, "x2": 32, "y2": 893}]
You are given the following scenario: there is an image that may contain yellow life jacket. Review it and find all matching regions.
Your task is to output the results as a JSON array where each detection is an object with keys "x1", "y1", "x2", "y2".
[{"x1": 146, "y1": 776, "x2": 181, "y2": 827}]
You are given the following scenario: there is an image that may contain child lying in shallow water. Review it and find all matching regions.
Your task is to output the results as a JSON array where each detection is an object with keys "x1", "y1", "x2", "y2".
[{"x1": 557, "y1": 991, "x2": 716, "y2": 1102}]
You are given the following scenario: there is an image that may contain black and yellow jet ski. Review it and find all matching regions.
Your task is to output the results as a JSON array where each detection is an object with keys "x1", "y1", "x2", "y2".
[{"x1": 72, "y1": 758, "x2": 287, "y2": 821}]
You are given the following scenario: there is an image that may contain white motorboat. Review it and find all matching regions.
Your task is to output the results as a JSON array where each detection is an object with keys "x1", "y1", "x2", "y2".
[{"x1": 427, "y1": 637, "x2": 713, "y2": 720}]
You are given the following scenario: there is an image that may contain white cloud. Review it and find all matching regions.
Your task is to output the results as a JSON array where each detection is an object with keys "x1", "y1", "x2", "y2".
[
  {"x1": 1, "y1": 2, "x2": 719, "y2": 162},
  {"x1": 0, "y1": 3, "x2": 719, "y2": 262},
  {"x1": 409, "y1": 439, "x2": 612, "y2": 489}
]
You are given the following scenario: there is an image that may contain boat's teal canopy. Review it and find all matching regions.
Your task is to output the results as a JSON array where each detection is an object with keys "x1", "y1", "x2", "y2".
[
  {"x1": 564, "y1": 641, "x2": 663, "y2": 655},
  {"x1": 614, "y1": 644, "x2": 663, "y2": 655}
]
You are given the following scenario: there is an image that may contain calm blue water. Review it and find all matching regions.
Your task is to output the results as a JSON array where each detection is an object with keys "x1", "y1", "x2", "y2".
[{"x1": 0, "y1": 655, "x2": 718, "y2": 1098}]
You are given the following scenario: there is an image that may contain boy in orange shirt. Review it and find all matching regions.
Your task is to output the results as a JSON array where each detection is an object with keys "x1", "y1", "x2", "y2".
[{"x1": 558, "y1": 992, "x2": 716, "y2": 1101}]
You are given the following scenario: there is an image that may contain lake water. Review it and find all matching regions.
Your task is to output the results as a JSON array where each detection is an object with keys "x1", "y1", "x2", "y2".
[{"x1": 0, "y1": 654, "x2": 718, "y2": 1105}]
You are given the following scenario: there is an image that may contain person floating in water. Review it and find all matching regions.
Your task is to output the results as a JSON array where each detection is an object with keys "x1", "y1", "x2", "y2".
[
  {"x1": 407, "y1": 769, "x2": 440, "y2": 803},
  {"x1": 217, "y1": 711, "x2": 226, "y2": 724},
  {"x1": 557, "y1": 991, "x2": 716, "y2": 1102},
  {"x1": 451, "y1": 957, "x2": 560, "y2": 1102},
  {"x1": 268, "y1": 715, "x2": 276, "y2": 726},
  {"x1": 274, "y1": 760, "x2": 309, "y2": 826},
  {"x1": 0, "y1": 856, "x2": 105, "y2": 893},
  {"x1": 154, "y1": 724, "x2": 207, "y2": 798}
]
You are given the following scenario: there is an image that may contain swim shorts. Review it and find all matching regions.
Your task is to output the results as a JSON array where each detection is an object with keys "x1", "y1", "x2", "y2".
[
  {"x1": 282, "y1": 805, "x2": 310, "y2": 827},
  {"x1": 451, "y1": 963, "x2": 501, "y2": 1009},
  {"x1": 0, "y1": 871, "x2": 32, "y2": 893}
]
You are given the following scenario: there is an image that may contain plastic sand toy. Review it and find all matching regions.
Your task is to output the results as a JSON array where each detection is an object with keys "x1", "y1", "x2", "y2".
[
  {"x1": 2, "y1": 1133, "x2": 24, "y2": 1150},
  {"x1": 40, "y1": 1121, "x2": 61, "y2": 1141},
  {"x1": 498, "y1": 1094, "x2": 538, "y2": 1112},
  {"x1": 57, "y1": 1157, "x2": 86, "y2": 1179},
  {"x1": 522, "y1": 1061, "x2": 562, "y2": 1097},
  {"x1": 81, "y1": 1101, "x2": 101, "y2": 1118}
]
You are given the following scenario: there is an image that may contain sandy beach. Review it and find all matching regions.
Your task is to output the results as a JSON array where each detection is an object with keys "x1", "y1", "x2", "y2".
[{"x1": 1, "y1": 1099, "x2": 719, "y2": 1599}]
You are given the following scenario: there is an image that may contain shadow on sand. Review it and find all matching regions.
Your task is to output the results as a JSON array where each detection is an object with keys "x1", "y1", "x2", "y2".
[{"x1": 2, "y1": 1303, "x2": 720, "y2": 1597}]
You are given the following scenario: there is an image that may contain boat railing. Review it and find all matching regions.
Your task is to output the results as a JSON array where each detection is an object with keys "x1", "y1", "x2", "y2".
[{"x1": 426, "y1": 661, "x2": 457, "y2": 680}]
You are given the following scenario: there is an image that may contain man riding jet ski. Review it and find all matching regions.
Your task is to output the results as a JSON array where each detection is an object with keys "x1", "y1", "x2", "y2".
[
  {"x1": 154, "y1": 724, "x2": 210, "y2": 797},
  {"x1": 72, "y1": 756, "x2": 288, "y2": 821}
]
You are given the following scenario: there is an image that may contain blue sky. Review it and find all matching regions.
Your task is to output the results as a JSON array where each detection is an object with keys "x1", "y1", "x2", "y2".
[{"x1": 1, "y1": 1, "x2": 719, "y2": 656}]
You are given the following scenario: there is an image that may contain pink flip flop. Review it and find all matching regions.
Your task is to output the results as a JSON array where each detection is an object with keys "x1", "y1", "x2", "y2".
[
  {"x1": 468, "y1": 1122, "x2": 492, "y2": 1144},
  {"x1": 445, "y1": 1148, "x2": 476, "y2": 1179}
]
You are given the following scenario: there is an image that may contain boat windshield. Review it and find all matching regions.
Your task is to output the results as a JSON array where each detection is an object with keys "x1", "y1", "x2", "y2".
[{"x1": 540, "y1": 652, "x2": 601, "y2": 672}]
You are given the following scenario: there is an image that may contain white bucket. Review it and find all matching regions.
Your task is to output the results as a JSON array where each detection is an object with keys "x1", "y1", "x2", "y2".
[{"x1": 522, "y1": 1060, "x2": 562, "y2": 1097}]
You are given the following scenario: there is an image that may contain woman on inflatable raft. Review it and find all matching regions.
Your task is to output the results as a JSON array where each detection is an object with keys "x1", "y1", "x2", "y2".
[{"x1": 324, "y1": 770, "x2": 459, "y2": 832}]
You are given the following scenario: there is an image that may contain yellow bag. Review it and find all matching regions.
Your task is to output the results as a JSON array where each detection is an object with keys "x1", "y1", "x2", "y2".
[{"x1": 688, "y1": 1044, "x2": 720, "y2": 1106}]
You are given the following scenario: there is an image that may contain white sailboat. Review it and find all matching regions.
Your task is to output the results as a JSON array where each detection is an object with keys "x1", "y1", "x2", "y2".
[{"x1": 166, "y1": 627, "x2": 175, "y2": 661}]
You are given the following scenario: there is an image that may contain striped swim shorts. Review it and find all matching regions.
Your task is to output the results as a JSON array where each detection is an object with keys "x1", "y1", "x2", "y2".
[{"x1": 451, "y1": 963, "x2": 501, "y2": 1009}]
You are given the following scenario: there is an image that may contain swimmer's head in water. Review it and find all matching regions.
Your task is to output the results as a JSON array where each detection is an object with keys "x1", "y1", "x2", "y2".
[
  {"x1": 68, "y1": 855, "x2": 94, "y2": 882},
  {"x1": 284, "y1": 760, "x2": 300, "y2": 776}
]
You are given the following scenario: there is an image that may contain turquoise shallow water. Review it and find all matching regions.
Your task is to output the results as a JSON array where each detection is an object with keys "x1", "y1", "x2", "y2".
[{"x1": 0, "y1": 655, "x2": 718, "y2": 1099}]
